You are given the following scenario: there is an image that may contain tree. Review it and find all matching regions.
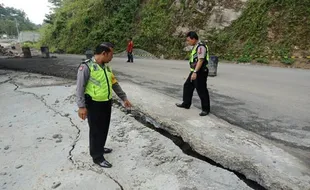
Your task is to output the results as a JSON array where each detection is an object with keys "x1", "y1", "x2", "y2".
[
  {"x1": 0, "y1": 5, "x2": 36, "y2": 36},
  {"x1": 48, "y1": 0, "x2": 62, "y2": 8}
]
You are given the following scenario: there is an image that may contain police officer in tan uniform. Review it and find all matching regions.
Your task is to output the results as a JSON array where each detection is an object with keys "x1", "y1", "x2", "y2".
[
  {"x1": 176, "y1": 31, "x2": 210, "y2": 116},
  {"x1": 76, "y1": 42, "x2": 132, "y2": 168}
]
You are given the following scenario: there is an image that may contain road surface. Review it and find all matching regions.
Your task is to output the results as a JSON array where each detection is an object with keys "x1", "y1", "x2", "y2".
[
  {"x1": 110, "y1": 57, "x2": 310, "y2": 163},
  {"x1": 1, "y1": 71, "x2": 252, "y2": 190},
  {"x1": 0, "y1": 55, "x2": 309, "y2": 165}
]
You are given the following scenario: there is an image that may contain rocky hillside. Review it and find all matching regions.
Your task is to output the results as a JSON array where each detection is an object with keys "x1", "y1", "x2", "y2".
[{"x1": 40, "y1": 0, "x2": 310, "y2": 64}]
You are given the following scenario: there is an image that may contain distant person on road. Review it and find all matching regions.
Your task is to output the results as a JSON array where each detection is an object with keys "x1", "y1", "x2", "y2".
[
  {"x1": 76, "y1": 42, "x2": 132, "y2": 168},
  {"x1": 127, "y1": 37, "x2": 134, "y2": 63},
  {"x1": 176, "y1": 31, "x2": 210, "y2": 116}
]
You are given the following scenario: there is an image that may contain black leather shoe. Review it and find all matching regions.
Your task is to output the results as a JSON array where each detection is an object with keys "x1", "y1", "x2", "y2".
[
  {"x1": 94, "y1": 159, "x2": 112, "y2": 168},
  {"x1": 104, "y1": 148, "x2": 113, "y2": 154},
  {"x1": 199, "y1": 111, "x2": 209, "y2": 116},
  {"x1": 175, "y1": 103, "x2": 190, "y2": 109}
]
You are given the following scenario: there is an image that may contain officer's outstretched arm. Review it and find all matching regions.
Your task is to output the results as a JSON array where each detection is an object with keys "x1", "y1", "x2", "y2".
[
  {"x1": 111, "y1": 73, "x2": 127, "y2": 101},
  {"x1": 111, "y1": 73, "x2": 132, "y2": 108}
]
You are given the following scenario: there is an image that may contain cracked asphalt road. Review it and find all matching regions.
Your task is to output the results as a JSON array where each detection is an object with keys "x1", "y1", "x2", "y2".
[
  {"x1": 0, "y1": 70, "x2": 253, "y2": 190},
  {"x1": 110, "y1": 57, "x2": 310, "y2": 165},
  {"x1": 1, "y1": 55, "x2": 308, "y2": 164}
]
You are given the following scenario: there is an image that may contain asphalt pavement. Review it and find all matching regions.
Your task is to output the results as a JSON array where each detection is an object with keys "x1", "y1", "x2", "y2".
[
  {"x1": 111, "y1": 59, "x2": 310, "y2": 142},
  {"x1": 0, "y1": 54, "x2": 309, "y2": 165}
]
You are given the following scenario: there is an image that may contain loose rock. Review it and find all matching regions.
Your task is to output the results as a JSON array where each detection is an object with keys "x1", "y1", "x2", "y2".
[
  {"x1": 53, "y1": 134, "x2": 63, "y2": 139},
  {"x1": 0, "y1": 172, "x2": 7, "y2": 175},
  {"x1": 52, "y1": 182, "x2": 61, "y2": 189},
  {"x1": 0, "y1": 45, "x2": 16, "y2": 56},
  {"x1": 15, "y1": 165, "x2": 23, "y2": 169}
]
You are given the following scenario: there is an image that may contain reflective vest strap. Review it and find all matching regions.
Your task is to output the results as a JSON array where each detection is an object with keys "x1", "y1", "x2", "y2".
[
  {"x1": 89, "y1": 77, "x2": 101, "y2": 87},
  {"x1": 205, "y1": 45, "x2": 209, "y2": 61},
  {"x1": 86, "y1": 62, "x2": 101, "y2": 87}
]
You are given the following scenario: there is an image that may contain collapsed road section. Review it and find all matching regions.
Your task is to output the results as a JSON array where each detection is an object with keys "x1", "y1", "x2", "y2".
[
  {"x1": 113, "y1": 99, "x2": 266, "y2": 190},
  {"x1": 118, "y1": 82, "x2": 310, "y2": 190},
  {"x1": 0, "y1": 57, "x2": 310, "y2": 190},
  {"x1": 1, "y1": 70, "x2": 253, "y2": 190}
]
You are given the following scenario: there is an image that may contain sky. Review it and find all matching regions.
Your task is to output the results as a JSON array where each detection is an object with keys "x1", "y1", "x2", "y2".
[{"x1": 1, "y1": 0, "x2": 51, "y2": 24}]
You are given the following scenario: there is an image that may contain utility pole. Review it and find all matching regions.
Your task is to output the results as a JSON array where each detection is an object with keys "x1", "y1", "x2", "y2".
[
  {"x1": 14, "y1": 18, "x2": 20, "y2": 42},
  {"x1": 10, "y1": 14, "x2": 20, "y2": 42}
]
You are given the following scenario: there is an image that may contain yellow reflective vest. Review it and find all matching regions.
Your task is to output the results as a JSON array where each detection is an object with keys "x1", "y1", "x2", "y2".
[
  {"x1": 84, "y1": 59, "x2": 117, "y2": 101},
  {"x1": 189, "y1": 42, "x2": 209, "y2": 71}
]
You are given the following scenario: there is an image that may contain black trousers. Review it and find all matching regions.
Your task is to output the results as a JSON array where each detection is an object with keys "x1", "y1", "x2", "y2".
[
  {"x1": 127, "y1": 52, "x2": 133, "y2": 62},
  {"x1": 86, "y1": 98, "x2": 112, "y2": 162},
  {"x1": 183, "y1": 70, "x2": 210, "y2": 112}
]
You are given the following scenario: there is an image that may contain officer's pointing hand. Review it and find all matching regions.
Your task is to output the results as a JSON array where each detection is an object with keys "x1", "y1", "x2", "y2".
[
  {"x1": 124, "y1": 100, "x2": 132, "y2": 108},
  {"x1": 78, "y1": 107, "x2": 88, "y2": 120}
]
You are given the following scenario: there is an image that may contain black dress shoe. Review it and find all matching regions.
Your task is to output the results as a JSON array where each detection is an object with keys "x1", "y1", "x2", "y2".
[
  {"x1": 175, "y1": 103, "x2": 190, "y2": 109},
  {"x1": 199, "y1": 111, "x2": 209, "y2": 116},
  {"x1": 104, "y1": 148, "x2": 113, "y2": 154},
  {"x1": 94, "y1": 159, "x2": 112, "y2": 168}
]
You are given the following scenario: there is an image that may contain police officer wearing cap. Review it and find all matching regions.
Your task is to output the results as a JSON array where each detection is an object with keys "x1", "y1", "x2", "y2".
[
  {"x1": 76, "y1": 42, "x2": 132, "y2": 168},
  {"x1": 176, "y1": 31, "x2": 210, "y2": 116}
]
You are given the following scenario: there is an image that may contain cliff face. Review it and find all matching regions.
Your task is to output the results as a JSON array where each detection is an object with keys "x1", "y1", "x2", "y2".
[
  {"x1": 168, "y1": 0, "x2": 309, "y2": 64},
  {"x1": 133, "y1": 0, "x2": 249, "y2": 58},
  {"x1": 172, "y1": 0, "x2": 247, "y2": 33}
]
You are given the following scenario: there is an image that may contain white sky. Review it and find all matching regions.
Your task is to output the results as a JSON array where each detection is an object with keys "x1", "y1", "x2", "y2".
[{"x1": 1, "y1": 0, "x2": 51, "y2": 24}]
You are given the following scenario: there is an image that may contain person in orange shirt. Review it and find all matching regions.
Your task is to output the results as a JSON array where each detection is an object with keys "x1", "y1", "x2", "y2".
[{"x1": 127, "y1": 37, "x2": 134, "y2": 63}]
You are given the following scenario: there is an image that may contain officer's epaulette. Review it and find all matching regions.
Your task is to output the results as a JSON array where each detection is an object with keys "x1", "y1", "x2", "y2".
[
  {"x1": 77, "y1": 59, "x2": 91, "y2": 71},
  {"x1": 81, "y1": 59, "x2": 91, "y2": 64},
  {"x1": 197, "y1": 42, "x2": 206, "y2": 46}
]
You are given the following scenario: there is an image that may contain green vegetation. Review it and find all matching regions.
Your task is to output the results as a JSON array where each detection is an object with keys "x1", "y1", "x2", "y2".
[
  {"x1": 211, "y1": 0, "x2": 310, "y2": 60},
  {"x1": 134, "y1": 0, "x2": 184, "y2": 58},
  {"x1": 237, "y1": 56, "x2": 252, "y2": 63},
  {"x1": 21, "y1": 41, "x2": 40, "y2": 49},
  {"x1": 40, "y1": 0, "x2": 184, "y2": 57},
  {"x1": 39, "y1": 0, "x2": 310, "y2": 63},
  {"x1": 256, "y1": 58, "x2": 269, "y2": 64},
  {"x1": 0, "y1": 4, "x2": 37, "y2": 37},
  {"x1": 281, "y1": 58, "x2": 295, "y2": 65},
  {"x1": 40, "y1": 0, "x2": 140, "y2": 53}
]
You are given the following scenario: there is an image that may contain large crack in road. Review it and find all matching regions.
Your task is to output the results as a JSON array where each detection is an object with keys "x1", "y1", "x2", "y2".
[
  {"x1": 112, "y1": 100, "x2": 266, "y2": 190},
  {"x1": 2, "y1": 62, "x2": 308, "y2": 189},
  {"x1": 2, "y1": 71, "x2": 255, "y2": 190},
  {"x1": 3, "y1": 70, "x2": 266, "y2": 190},
  {"x1": 10, "y1": 79, "x2": 81, "y2": 164}
]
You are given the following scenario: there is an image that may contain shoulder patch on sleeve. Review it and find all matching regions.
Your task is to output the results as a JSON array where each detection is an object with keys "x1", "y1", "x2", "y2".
[
  {"x1": 198, "y1": 46, "x2": 203, "y2": 54},
  {"x1": 111, "y1": 73, "x2": 117, "y2": 84}
]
